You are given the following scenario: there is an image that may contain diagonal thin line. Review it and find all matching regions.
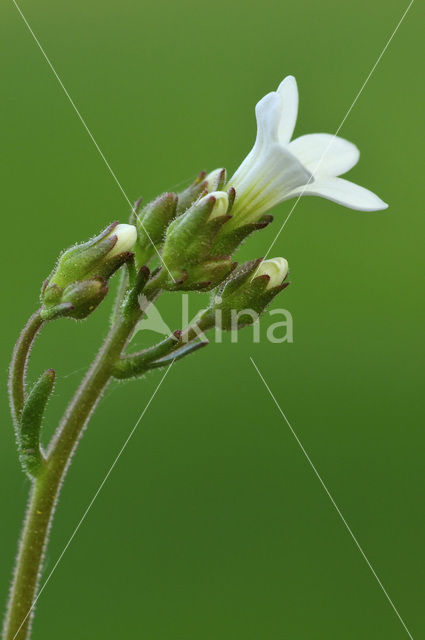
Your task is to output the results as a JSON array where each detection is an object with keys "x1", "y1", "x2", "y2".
[
  {"x1": 12, "y1": 361, "x2": 175, "y2": 640},
  {"x1": 250, "y1": 356, "x2": 414, "y2": 639},
  {"x1": 262, "y1": 0, "x2": 414, "y2": 262},
  {"x1": 11, "y1": 0, "x2": 175, "y2": 281}
]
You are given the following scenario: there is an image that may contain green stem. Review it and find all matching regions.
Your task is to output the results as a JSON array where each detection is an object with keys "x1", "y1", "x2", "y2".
[
  {"x1": 3, "y1": 302, "x2": 145, "y2": 640},
  {"x1": 8, "y1": 310, "x2": 44, "y2": 428},
  {"x1": 110, "y1": 268, "x2": 129, "y2": 326},
  {"x1": 179, "y1": 312, "x2": 215, "y2": 343}
]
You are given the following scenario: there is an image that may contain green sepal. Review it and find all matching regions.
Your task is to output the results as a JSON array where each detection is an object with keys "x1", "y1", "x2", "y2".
[
  {"x1": 185, "y1": 216, "x2": 232, "y2": 263},
  {"x1": 212, "y1": 214, "x2": 273, "y2": 256},
  {"x1": 176, "y1": 171, "x2": 207, "y2": 214},
  {"x1": 163, "y1": 196, "x2": 215, "y2": 257},
  {"x1": 160, "y1": 194, "x2": 234, "y2": 291},
  {"x1": 209, "y1": 259, "x2": 290, "y2": 330},
  {"x1": 61, "y1": 278, "x2": 108, "y2": 319},
  {"x1": 18, "y1": 369, "x2": 55, "y2": 478},
  {"x1": 41, "y1": 282, "x2": 62, "y2": 306},
  {"x1": 112, "y1": 332, "x2": 181, "y2": 379},
  {"x1": 40, "y1": 302, "x2": 75, "y2": 321},
  {"x1": 41, "y1": 278, "x2": 109, "y2": 321},
  {"x1": 98, "y1": 250, "x2": 134, "y2": 280},
  {"x1": 217, "y1": 258, "x2": 263, "y2": 297},
  {"x1": 169, "y1": 257, "x2": 237, "y2": 292},
  {"x1": 46, "y1": 223, "x2": 115, "y2": 289},
  {"x1": 135, "y1": 193, "x2": 178, "y2": 266}
]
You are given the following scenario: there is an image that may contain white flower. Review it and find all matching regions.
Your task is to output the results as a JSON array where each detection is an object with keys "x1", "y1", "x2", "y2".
[
  {"x1": 197, "y1": 191, "x2": 229, "y2": 219},
  {"x1": 107, "y1": 223, "x2": 137, "y2": 257},
  {"x1": 254, "y1": 257, "x2": 289, "y2": 289},
  {"x1": 226, "y1": 76, "x2": 387, "y2": 225}
]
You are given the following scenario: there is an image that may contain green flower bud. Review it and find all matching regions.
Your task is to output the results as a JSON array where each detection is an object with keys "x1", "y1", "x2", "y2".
[
  {"x1": 45, "y1": 222, "x2": 136, "y2": 289},
  {"x1": 41, "y1": 278, "x2": 109, "y2": 320},
  {"x1": 134, "y1": 193, "x2": 178, "y2": 265},
  {"x1": 160, "y1": 192, "x2": 236, "y2": 291},
  {"x1": 41, "y1": 222, "x2": 136, "y2": 320},
  {"x1": 205, "y1": 256, "x2": 290, "y2": 330}
]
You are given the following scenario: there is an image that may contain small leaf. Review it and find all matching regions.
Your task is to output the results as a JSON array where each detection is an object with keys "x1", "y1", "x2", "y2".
[
  {"x1": 19, "y1": 369, "x2": 55, "y2": 478},
  {"x1": 149, "y1": 340, "x2": 208, "y2": 369}
]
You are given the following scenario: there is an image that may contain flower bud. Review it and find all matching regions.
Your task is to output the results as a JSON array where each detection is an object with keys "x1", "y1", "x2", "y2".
[
  {"x1": 134, "y1": 193, "x2": 178, "y2": 265},
  {"x1": 204, "y1": 168, "x2": 227, "y2": 192},
  {"x1": 41, "y1": 222, "x2": 135, "y2": 320},
  {"x1": 46, "y1": 222, "x2": 136, "y2": 289},
  {"x1": 41, "y1": 278, "x2": 109, "y2": 320},
  {"x1": 198, "y1": 191, "x2": 229, "y2": 220},
  {"x1": 60, "y1": 278, "x2": 109, "y2": 319},
  {"x1": 253, "y1": 257, "x2": 288, "y2": 289},
  {"x1": 202, "y1": 257, "x2": 290, "y2": 330},
  {"x1": 108, "y1": 224, "x2": 137, "y2": 258},
  {"x1": 160, "y1": 192, "x2": 235, "y2": 291}
]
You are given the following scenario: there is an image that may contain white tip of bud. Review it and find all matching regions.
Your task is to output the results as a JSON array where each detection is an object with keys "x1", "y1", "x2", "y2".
[
  {"x1": 198, "y1": 191, "x2": 230, "y2": 220},
  {"x1": 205, "y1": 168, "x2": 226, "y2": 192},
  {"x1": 108, "y1": 223, "x2": 137, "y2": 257},
  {"x1": 254, "y1": 257, "x2": 289, "y2": 289}
]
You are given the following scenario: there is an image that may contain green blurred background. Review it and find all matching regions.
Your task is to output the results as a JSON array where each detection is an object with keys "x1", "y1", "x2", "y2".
[{"x1": 1, "y1": 0, "x2": 423, "y2": 638}]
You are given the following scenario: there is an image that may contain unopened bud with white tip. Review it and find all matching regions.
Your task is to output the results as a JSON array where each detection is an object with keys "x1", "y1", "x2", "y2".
[
  {"x1": 41, "y1": 222, "x2": 137, "y2": 321},
  {"x1": 195, "y1": 256, "x2": 290, "y2": 331},
  {"x1": 253, "y1": 257, "x2": 288, "y2": 289},
  {"x1": 160, "y1": 190, "x2": 235, "y2": 291},
  {"x1": 205, "y1": 168, "x2": 226, "y2": 192},
  {"x1": 198, "y1": 191, "x2": 229, "y2": 220},
  {"x1": 107, "y1": 223, "x2": 137, "y2": 257}
]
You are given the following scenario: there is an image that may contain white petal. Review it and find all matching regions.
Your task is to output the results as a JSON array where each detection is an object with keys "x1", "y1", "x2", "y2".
[
  {"x1": 228, "y1": 144, "x2": 311, "y2": 223},
  {"x1": 205, "y1": 168, "x2": 226, "y2": 191},
  {"x1": 288, "y1": 134, "x2": 360, "y2": 177},
  {"x1": 254, "y1": 91, "x2": 282, "y2": 149},
  {"x1": 198, "y1": 191, "x2": 229, "y2": 219},
  {"x1": 255, "y1": 257, "x2": 289, "y2": 288},
  {"x1": 228, "y1": 91, "x2": 288, "y2": 201},
  {"x1": 108, "y1": 223, "x2": 137, "y2": 256},
  {"x1": 286, "y1": 177, "x2": 388, "y2": 211},
  {"x1": 276, "y1": 75, "x2": 298, "y2": 145}
]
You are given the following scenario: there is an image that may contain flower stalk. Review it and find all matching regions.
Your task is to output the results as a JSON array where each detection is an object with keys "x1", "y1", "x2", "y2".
[
  {"x1": 8, "y1": 310, "x2": 44, "y2": 428},
  {"x1": 4, "y1": 278, "x2": 161, "y2": 640}
]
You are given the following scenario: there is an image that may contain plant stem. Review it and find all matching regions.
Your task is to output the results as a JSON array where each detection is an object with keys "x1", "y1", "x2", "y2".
[
  {"x1": 8, "y1": 310, "x2": 44, "y2": 428},
  {"x1": 3, "y1": 304, "x2": 144, "y2": 640}
]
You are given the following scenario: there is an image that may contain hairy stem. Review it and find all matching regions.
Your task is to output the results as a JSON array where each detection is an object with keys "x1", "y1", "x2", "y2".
[
  {"x1": 3, "y1": 301, "x2": 146, "y2": 640},
  {"x1": 8, "y1": 310, "x2": 44, "y2": 428}
]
